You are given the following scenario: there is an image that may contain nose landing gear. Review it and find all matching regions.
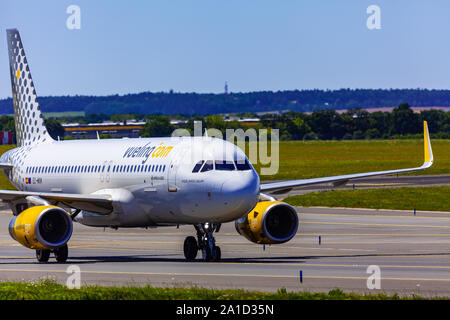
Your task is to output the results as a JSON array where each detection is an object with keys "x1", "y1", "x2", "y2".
[{"x1": 183, "y1": 223, "x2": 221, "y2": 262}]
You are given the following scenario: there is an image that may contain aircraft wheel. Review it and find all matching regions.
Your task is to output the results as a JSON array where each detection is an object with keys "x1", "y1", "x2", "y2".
[
  {"x1": 54, "y1": 244, "x2": 68, "y2": 263},
  {"x1": 36, "y1": 249, "x2": 50, "y2": 263},
  {"x1": 183, "y1": 236, "x2": 198, "y2": 261}
]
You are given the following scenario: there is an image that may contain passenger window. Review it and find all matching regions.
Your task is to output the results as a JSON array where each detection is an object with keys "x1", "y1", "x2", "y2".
[
  {"x1": 201, "y1": 160, "x2": 214, "y2": 172},
  {"x1": 192, "y1": 160, "x2": 204, "y2": 173},
  {"x1": 215, "y1": 160, "x2": 236, "y2": 171}
]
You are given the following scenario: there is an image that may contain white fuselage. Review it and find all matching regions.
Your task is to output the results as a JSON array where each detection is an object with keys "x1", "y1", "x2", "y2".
[{"x1": 1, "y1": 136, "x2": 260, "y2": 228}]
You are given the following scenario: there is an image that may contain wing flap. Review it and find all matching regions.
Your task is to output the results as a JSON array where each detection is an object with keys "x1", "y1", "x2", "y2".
[
  {"x1": 0, "y1": 190, "x2": 112, "y2": 214},
  {"x1": 0, "y1": 163, "x2": 13, "y2": 170}
]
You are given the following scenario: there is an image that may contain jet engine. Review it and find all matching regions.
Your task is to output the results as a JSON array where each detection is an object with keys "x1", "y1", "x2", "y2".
[
  {"x1": 8, "y1": 205, "x2": 73, "y2": 250},
  {"x1": 235, "y1": 201, "x2": 298, "y2": 244}
]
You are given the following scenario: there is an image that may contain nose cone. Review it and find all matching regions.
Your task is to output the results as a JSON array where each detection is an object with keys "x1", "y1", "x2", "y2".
[{"x1": 221, "y1": 170, "x2": 260, "y2": 220}]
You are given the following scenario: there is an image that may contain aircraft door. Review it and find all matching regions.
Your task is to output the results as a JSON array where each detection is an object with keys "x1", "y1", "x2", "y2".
[
  {"x1": 105, "y1": 160, "x2": 113, "y2": 183},
  {"x1": 168, "y1": 148, "x2": 182, "y2": 192}
]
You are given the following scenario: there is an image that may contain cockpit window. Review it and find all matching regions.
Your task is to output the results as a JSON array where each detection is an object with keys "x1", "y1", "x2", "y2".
[
  {"x1": 200, "y1": 160, "x2": 214, "y2": 172},
  {"x1": 215, "y1": 160, "x2": 236, "y2": 171},
  {"x1": 235, "y1": 159, "x2": 251, "y2": 171},
  {"x1": 192, "y1": 160, "x2": 204, "y2": 173}
]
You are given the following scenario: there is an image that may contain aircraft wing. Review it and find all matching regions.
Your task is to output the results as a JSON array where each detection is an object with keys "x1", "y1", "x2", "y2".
[
  {"x1": 0, "y1": 163, "x2": 13, "y2": 170},
  {"x1": 260, "y1": 121, "x2": 434, "y2": 194},
  {"x1": 0, "y1": 190, "x2": 113, "y2": 214}
]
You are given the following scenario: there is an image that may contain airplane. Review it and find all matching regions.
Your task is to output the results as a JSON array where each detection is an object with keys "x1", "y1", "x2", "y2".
[{"x1": 1, "y1": 29, "x2": 434, "y2": 263}]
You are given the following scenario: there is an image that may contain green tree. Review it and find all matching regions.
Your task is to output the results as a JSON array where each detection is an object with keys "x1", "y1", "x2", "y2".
[
  {"x1": 141, "y1": 116, "x2": 175, "y2": 137},
  {"x1": 110, "y1": 114, "x2": 136, "y2": 123},
  {"x1": 205, "y1": 115, "x2": 227, "y2": 133},
  {"x1": 44, "y1": 119, "x2": 65, "y2": 140},
  {"x1": 0, "y1": 115, "x2": 15, "y2": 132},
  {"x1": 391, "y1": 103, "x2": 420, "y2": 135},
  {"x1": 420, "y1": 110, "x2": 446, "y2": 134},
  {"x1": 290, "y1": 116, "x2": 312, "y2": 140}
]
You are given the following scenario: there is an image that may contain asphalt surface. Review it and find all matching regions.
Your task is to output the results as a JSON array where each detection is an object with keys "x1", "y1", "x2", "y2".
[
  {"x1": 267, "y1": 174, "x2": 450, "y2": 198},
  {"x1": 0, "y1": 175, "x2": 448, "y2": 297},
  {"x1": 0, "y1": 201, "x2": 449, "y2": 296}
]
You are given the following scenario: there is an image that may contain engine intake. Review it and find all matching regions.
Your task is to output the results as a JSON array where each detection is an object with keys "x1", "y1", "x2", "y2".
[
  {"x1": 235, "y1": 201, "x2": 298, "y2": 244},
  {"x1": 9, "y1": 205, "x2": 73, "y2": 250}
]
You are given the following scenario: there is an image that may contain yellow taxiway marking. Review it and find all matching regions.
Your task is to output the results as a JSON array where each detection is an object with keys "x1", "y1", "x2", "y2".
[
  {"x1": 300, "y1": 213, "x2": 450, "y2": 220},
  {"x1": 219, "y1": 261, "x2": 450, "y2": 270},
  {"x1": 354, "y1": 183, "x2": 410, "y2": 186},
  {"x1": 303, "y1": 221, "x2": 450, "y2": 229},
  {"x1": 0, "y1": 268, "x2": 447, "y2": 283},
  {"x1": 298, "y1": 233, "x2": 450, "y2": 236}
]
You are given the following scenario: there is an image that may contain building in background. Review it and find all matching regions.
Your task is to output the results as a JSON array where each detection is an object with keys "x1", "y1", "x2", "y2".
[
  {"x1": 0, "y1": 131, "x2": 13, "y2": 144},
  {"x1": 62, "y1": 120, "x2": 145, "y2": 139}
]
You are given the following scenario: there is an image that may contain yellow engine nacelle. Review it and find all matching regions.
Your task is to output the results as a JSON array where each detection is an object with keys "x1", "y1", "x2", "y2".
[
  {"x1": 8, "y1": 205, "x2": 73, "y2": 250},
  {"x1": 235, "y1": 201, "x2": 298, "y2": 244}
]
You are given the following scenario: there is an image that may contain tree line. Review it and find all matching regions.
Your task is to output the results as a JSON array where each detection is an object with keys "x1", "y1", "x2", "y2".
[
  {"x1": 132, "y1": 103, "x2": 450, "y2": 140},
  {"x1": 2, "y1": 89, "x2": 450, "y2": 115},
  {"x1": 0, "y1": 103, "x2": 448, "y2": 141}
]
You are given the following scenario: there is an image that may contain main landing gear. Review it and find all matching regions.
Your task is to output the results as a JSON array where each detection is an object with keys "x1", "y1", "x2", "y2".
[
  {"x1": 183, "y1": 223, "x2": 221, "y2": 262},
  {"x1": 35, "y1": 244, "x2": 68, "y2": 263}
]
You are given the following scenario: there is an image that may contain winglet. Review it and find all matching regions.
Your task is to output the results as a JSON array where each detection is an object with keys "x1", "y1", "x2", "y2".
[{"x1": 423, "y1": 121, "x2": 433, "y2": 167}]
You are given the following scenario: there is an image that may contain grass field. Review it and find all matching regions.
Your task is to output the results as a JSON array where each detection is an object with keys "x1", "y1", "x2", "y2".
[
  {"x1": 43, "y1": 111, "x2": 86, "y2": 119},
  {"x1": 0, "y1": 139, "x2": 449, "y2": 189},
  {"x1": 251, "y1": 139, "x2": 450, "y2": 181},
  {"x1": 284, "y1": 186, "x2": 450, "y2": 212},
  {"x1": 0, "y1": 280, "x2": 440, "y2": 300}
]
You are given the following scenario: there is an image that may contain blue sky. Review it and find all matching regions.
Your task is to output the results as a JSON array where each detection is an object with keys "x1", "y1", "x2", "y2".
[{"x1": 1, "y1": 0, "x2": 450, "y2": 98}]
